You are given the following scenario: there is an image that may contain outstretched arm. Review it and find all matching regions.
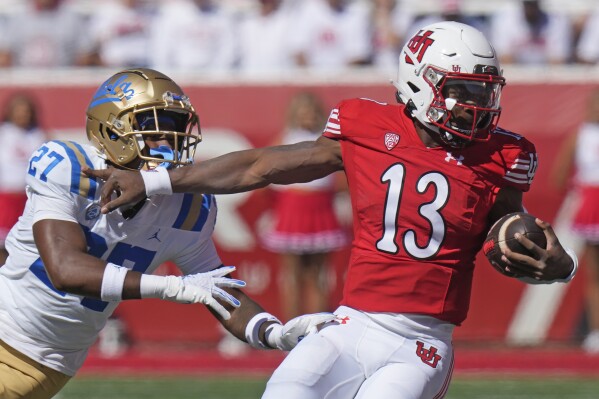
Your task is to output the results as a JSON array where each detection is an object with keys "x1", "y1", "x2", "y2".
[
  {"x1": 213, "y1": 287, "x2": 337, "y2": 351},
  {"x1": 172, "y1": 136, "x2": 343, "y2": 193},
  {"x1": 84, "y1": 136, "x2": 343, "y2": 213}
]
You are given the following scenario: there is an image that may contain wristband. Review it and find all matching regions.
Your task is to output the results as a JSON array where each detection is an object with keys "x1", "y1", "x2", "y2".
[
  {"x1": 141, "y1": 167, "x2": 172, "y2": 197},
  {"x1": 557, "y1": 247, "x2": 579, "y2": 283},
  {"x1": 244, "y1": 312, "x2": 281, "y2": 350},
  {"x1": 139, "y1": 274, "x2": 180, "y2": 299},
  {"x1": 100, "y1": 263, "x2": 128, "y2": 301},
  {"x1": 265, "y1": 323, "x2": 284, "y2": 350}
]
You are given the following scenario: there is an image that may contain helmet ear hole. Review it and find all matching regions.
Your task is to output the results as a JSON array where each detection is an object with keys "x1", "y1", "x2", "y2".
[
  {"x1": 408, "y1": 82, "x2": 420, "y2": 94},
  {"x1": 395, "y1": 91, "x2": 403, "y2": 104},
  {"x1": 107, "y1": 128, "x2": 119, "y2": 141}
]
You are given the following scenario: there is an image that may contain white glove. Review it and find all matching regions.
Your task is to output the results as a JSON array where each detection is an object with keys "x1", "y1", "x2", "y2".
[
  {"x1": 140, "y1": 266, "x2": 246, "y2": 320},
  {"x1": 266, "y1": 312, "x2": 337, "y2": 351}
]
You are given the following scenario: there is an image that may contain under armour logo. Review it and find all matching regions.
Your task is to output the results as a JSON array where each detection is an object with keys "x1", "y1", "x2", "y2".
[
  {"x1": 445, "y1": 152, "x2": 464, "y2": 165},
  {"x1": 384, "y1": 133, "x2": 400, "y2": 150},
  {"x1": 147, "y1": 229, "x2": 162, "y2": 242},
  {"x1": 416, "y1": 341, "x2": 442, "y2": 368},
  {"x1": 336, "y1": 316, "x2": 350, "y2": 324}
]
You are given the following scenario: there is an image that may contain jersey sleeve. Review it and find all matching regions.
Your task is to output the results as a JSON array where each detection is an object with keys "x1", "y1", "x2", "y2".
[
  {"x1": 322, "y1": 102, "x2": 344, "y2": 139},
  {"x1": 322, "y1": 98, "x2": 382, "y2": 140},
  {"x1": 26, "y1": 140, "x2": 100, "y2": 223},
  {"x1": 490, "y1": 128, "x2": 539, "y2": 193}
]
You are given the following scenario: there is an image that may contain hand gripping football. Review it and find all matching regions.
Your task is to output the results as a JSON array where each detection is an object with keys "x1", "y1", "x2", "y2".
[{"x1": 482, "y1": 212, "x2": 547, "y2": 277}]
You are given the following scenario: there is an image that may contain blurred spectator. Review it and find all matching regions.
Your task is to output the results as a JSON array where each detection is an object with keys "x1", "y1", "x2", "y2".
[
  {"x1": 261, "y1": 92, "x2": 348, "y2": 320},
  {"x1": 289, "y1": 0, "x2": 371, "y2": 70},
  {"x1": 370, "y1": 0, "x2": 415, "y2": 71},
  {"x1": 0, "y1": 94, "x2": 46, "y2": 264},
  {"x1": 412, "y1": 0, "x2": 489, "y2": 37},
  {"x1": 149, "y1": 0, "x2": 237, "y2": 73},
  {"x1": 237, "y1": 0, "x2": 296, "y2": 74},
  {"x1": 87, "y1": 0, "x2": 155, "y2": 68},
  {"x1": 489, "y1": 0, "x2": 573, "y2": 65},
  {"x1": 0, "y1": 0, "x2": 96, "y2": 68},
  {"x1": 551, "y1": 88, "x2": 599, "y2": 354},
  {"x1": 576, "y1": 6, "x2": 599, "y2": 64}
]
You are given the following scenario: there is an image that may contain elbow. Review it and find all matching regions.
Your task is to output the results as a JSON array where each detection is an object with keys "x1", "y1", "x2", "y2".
[
  {"x1": 43, "y1": 258, "x2": 81, "y2": 293},
  {"x1": 44, "y1": 265, "x2": 72, "y2": 292}
]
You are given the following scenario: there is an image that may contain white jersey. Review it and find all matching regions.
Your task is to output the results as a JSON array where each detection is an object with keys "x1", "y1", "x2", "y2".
[{"x1": 0, "y1": 140, "x2": 222, "y2": 376}]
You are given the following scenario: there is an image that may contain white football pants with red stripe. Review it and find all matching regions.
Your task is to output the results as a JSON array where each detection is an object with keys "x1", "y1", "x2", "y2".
[{"x1": 262, "y1": 306, "x2": 455, "y2": 399}]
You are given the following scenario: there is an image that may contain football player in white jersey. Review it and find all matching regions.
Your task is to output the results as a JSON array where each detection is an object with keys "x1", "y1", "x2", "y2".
[{"x1": 0, "y1": 68, "x2": 333, "y2": 399}]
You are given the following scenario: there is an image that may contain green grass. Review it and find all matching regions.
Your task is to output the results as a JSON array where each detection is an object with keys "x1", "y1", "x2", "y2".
[
  {"x1": 57, "y1": 376, "x2": 267, "y2": 399},
  {"x1": 56, "y1": 375, "x2": 599, "y2": 399}
]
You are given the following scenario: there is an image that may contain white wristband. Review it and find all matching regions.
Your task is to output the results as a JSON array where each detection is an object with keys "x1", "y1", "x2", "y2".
[
  {"x1": 244, "y1": 312, "x2": 281, "y2": 350},
  {"x1": 265, "y1": 323, "x2": 284, "y2": 350},
  {"x1": 100, "y1": 263, "x2": 128, "y2": 302},
  {"x1": 139, "y1": 274, "x2": 179, "y2": 299},
  {"x1": 557, "y1": 247, "x2": 579, "y2": 283},
  {"x1": 141, "y1": 167, "x2": 172, "y2": 197}
]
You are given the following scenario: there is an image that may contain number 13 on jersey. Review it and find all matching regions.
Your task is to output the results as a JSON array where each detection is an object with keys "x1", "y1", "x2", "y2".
[{"x1": 376, "y1": 163, "x2": 449, "y2": 259}]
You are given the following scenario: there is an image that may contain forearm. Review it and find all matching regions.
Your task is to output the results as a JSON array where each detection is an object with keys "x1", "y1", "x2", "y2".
[
  {"x1": 168, "y1": 140, "x2": 343, "y2": 195},
  {"x1": 213, "y1": 288, "x2": 277, "y2": 343},
  {"x1": 170, "y1": 149, "x2": 271, "y2": 194},
  {"x1": 43, "y1": 252, "x2": 143, "y2": 300}
]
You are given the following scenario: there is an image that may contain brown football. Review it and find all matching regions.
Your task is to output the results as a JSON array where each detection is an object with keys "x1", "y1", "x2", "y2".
[{"x1": 482, "y1": 212, "x2": 547, "y2": 277}]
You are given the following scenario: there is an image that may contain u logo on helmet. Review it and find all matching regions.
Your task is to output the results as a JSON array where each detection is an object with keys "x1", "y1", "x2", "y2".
[{"x1": 406, "y1": 30, "x2": 435, "y2": 64}]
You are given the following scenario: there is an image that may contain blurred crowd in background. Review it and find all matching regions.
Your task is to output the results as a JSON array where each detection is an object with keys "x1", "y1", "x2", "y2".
[{"x1": 0, "y1": 0, "x2": 598, "y2": 76}]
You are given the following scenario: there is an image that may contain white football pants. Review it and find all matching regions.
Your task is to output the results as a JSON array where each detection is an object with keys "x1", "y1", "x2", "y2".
[{"x1": 262, "y1": 306, "x2": 455, "y2": 399}]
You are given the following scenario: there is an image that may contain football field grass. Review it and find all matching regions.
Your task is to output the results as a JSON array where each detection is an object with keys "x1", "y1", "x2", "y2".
[{"x1": 57, "y1": 375, "x2": 599, "y2": 399}]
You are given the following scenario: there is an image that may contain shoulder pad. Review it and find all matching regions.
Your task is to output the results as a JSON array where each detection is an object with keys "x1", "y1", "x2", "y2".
[
  {"x1": 490, "y1": 128, "x2": 538, "y2": 190},
  {"x1": 324, "y1": 98, "x2": 388, "y2": 138},
  {"x1": 26, "y1": 140, "x2": 100, "y2": 200}
]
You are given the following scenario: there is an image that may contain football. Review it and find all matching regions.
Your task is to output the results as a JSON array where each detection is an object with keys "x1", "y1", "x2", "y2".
[{"x1": 482, "y1": 212, "x2": 547, "y2": 277}]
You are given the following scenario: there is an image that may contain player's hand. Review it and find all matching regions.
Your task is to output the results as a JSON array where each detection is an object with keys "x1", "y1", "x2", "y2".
[
  {"x1": 266, "y1": 312, "x2": 337, "y2": 351},
  {"x1": 500, "y1": 219, "x2": 575, "y2": 282},
  {"x1": 164, "y1": 266, "x2": 246, "y2": 320},
  {"x1": 82, "y1": 166, "x2": 146, "y2": 214}
]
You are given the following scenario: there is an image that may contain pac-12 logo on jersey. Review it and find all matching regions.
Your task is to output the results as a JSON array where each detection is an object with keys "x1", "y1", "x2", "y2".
[{"x1": 384, "y1": 133, "x2": 400, "y2": 150}]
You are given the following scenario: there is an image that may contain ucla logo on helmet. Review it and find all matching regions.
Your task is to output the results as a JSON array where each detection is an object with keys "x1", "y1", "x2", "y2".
[{"x1": 89, "y1": 74, "x2": 136, "y2": 108}]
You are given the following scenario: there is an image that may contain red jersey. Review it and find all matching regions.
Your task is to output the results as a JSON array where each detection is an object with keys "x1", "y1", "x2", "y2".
[{"x1": 323, "y1": 98, "x2": 537, "y2": 325}]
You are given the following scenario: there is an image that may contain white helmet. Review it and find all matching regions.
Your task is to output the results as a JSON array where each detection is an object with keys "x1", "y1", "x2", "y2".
[{"x1": 394, "y1": 21, "x2": 505, "y2": 147}]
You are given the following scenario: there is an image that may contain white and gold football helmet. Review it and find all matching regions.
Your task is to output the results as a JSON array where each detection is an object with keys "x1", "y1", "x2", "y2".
[{"x1": 86, "y1": 68, "x2": 201, "y2": 170}]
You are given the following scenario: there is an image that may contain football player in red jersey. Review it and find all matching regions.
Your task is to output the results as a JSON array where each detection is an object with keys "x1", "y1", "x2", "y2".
[{"x1": 86, "y1": 22, "x2": 578, "y2": 399}]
